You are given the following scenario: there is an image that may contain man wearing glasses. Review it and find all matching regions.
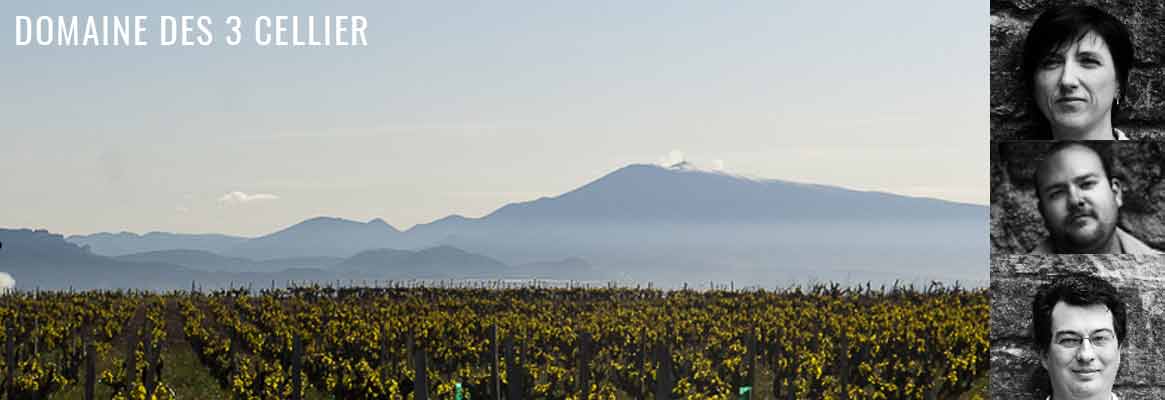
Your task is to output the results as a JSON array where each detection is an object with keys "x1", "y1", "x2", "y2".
[{"x1": 1031, "y1": 273, "x2": 1125, "y2": 400}]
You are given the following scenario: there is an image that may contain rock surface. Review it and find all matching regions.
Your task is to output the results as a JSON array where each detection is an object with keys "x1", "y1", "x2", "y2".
[
  {"x1": 991, "y1": 255, "x2": 1165, "y2": 400},
  {"x1": 991, "y1": 141, "x2": 1165, "y2": 254},
  {"x1": 990, "y1": 0, "x2": 1165, "y2": 140}
]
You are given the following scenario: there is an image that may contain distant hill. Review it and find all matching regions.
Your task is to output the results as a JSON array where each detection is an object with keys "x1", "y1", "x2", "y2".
[
  {"x1": 114, "y1": 249, "x2": 344, "y2": 273},
  {"x1": 411, "y1": 164, "x2": 979, "y2": 231},
  {"x1": 0, "y1": 229, "x2": 348, "y2": 291},
  {"x1": 224, "y1": 217, "x2": 402, "y2": 260},
  {"x1": 0, "y1": 229, "x2": 199, "y2": 290},
  {"x1": 401, "y1": 164, "x2": 987, "y2": 286},
  {"x1": 67, "y1": 231, "x2": 247, "y2": 256},
  {"x1": 55, "y1": 164, "x2": 988, "y2": 287},
  {"x1": 404, "y1": 164, "x2": 983, "y2": 244}
]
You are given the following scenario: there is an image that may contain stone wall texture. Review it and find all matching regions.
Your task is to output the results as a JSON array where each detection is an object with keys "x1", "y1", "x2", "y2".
[
  {"x1": 991, "y1": 0, "x2": 1165, "y2": 140},
  {"x1": 991, "y1": 255, "x2": 1165, "y2": 400},
  {"x1": 991, "y1": 141, "x2": 1165, "y2": 254}
]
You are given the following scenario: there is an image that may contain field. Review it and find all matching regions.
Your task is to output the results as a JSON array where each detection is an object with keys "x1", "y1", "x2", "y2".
[{"x1": 0, "y1": 283, "x2": 987, "y2": 399}]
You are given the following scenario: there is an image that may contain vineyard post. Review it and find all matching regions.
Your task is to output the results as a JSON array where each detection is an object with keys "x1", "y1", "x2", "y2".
[
  {"x1": 489, "y1": 324, "x2": 499, "y2": 400},
  {"x1": 405, "y1": 333, "x2": 416, "y2": 397},
  {"x1": 144, "y1": 320, "x2": 158, "y2": 399},
  {"x1": 84, "y1": 336, "x2": 95, "y2": 400},
  {"x1": 5, "y1": 325, "x2": 14, "y2": 400},
  {"x1": 151, "y1": 311, "x2": 163, "y2": 399},
  {"x1": 837, "y1": 331, "x2": 848, "y2": 400},
  {"x1": 413, "y1": 346, "x2": 429, "y2": 400},
  {"x1": 785, "y1": 351, "x2": 798, "y2": 400},
  {"x1": 746, "y1": 329, "x2": 756, "y2": 393},
  {"x1": 126, "y1": 321, "x2": 138, "y2": 390},
  {"x1": 637, "y1": 329, "x2": 646, "y2": 393},
  {"x1": 143, "y1": 317, "x2": 153, "y2": 397},
  {"x1": 379, "y1": 324, "x2": 390, "y2": 394},
  {"x1": 576, "y1": 331, "x2": 591, "y2": 399},
  {"x1": 653, "y1": 340, "x2": 673, "y2": 400},
  {"x1": 521, "y1": 331, "x2": 533, "y2": 388},
  {"x1": 32, "y1": 317, "x2": 38, "y2": 355},
  {"x1": 292, "y1": 334, "x2": 303, "y2": 400},
  {"x1": 61, "y1": 334, "x2": 76, "y2": 382},
  {"x1": 924, "y1": 333, "x2": 941, "y2": 400},
  {"x1": 503, "y1": 336, "x2": 521, "y2": 400}
]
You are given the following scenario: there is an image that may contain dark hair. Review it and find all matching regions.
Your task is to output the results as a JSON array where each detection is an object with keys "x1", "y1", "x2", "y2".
[
  {"x1": 1033, "y1": 141, "x2": 1118, "y2": 199},
  {"x1": 1031, "y1": 273, "x2": 1127, "y2": 355},
  {"x1": 1020, "y1": 5, "x2": 1135, "y2": 137}
]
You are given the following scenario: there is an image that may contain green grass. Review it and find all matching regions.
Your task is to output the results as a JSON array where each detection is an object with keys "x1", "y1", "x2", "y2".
[{"x1": 956, "y1": 375, "x2": 988, "y2": 400}]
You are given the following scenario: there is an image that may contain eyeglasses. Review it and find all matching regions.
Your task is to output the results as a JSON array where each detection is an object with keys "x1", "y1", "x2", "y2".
[{"x1": 1054, "y1": 332, "x2": 1116, "y2": 349}]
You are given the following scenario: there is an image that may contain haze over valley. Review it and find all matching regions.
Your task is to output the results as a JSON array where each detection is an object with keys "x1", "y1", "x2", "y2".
[{"x1": 2, "y1": 164, "x2": 985, "y2": 290}]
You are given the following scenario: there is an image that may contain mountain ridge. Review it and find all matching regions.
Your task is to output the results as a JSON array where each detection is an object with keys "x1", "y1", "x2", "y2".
[{"x1": 54, "y1": 163, "x2": 986, "y2": 286}]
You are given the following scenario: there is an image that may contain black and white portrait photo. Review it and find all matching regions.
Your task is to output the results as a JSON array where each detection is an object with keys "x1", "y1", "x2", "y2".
[
  {"x1": 991, "y1": 1, "x2": 1165, "y2": 140},
  {"x1": 991, "y1": 255, "x2": 1165, "y2": 400},
  {"x1": 991, "y1": 141, "x2": 1165, "y2": 255}
]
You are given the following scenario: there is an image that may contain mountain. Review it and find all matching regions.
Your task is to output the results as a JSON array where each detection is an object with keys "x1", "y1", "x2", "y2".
[
  {"x1": 334, "y1": 245, "x2": 508, "y2": 278},
  {"x1": 406, "y1": 164, "x2": 982, "y2": 239},
  {"x1": 224, "y1": 217, "x2": 402, "y2": 260},
  {"x1": 398, "y1": 164, "x2": 986, "y2": 286},
  {"x1": 489, "y1": 164, "x2": 979, "y2": 222},
  {"x1": 68, "y1": 231, "x2": 247, "y2": 256},
  {"x1": 114, "y1": 249, "x2": 344, "y2": 273},
  {"x1": 0, "y1": 229, "x2": 347, "y2": 291},
  {"x1": 53, "y1": 164, "x2": 988, "y2": 287},
  {"x1": 0, "y1": 229, "x2": 200, "y2": 290}
]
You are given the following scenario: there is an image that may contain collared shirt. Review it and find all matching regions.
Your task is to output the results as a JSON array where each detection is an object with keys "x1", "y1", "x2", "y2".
[
  {"x1": 1045, "y1": 394, "x2": 1118, "y2": 400},
  {"x1": 1029, "y1": 227, "x2": 1162, "y2": 254},
  {"x1": 1114, "y1": 128, "x2": 1129, "y2": 140}
]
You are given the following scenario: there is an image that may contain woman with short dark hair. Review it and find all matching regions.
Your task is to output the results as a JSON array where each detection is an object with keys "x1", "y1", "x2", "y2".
[{"x1": 1019, "y1": 5, "x2": 1135, "y2": 140}]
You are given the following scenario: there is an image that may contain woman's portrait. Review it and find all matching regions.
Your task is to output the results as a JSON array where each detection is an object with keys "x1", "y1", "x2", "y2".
[{"x1": 991, "y1": 2, "x2": 1165, "y2": 140}]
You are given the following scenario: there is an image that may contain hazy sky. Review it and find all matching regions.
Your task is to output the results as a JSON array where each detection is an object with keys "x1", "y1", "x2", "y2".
[{"x1": 2, "y1": 1, "x2": 985, "y2": 237}]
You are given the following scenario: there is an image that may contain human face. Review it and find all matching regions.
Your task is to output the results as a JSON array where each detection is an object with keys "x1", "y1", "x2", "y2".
[
  {"x1": 1042, "y1": 302, "x2": 1120, "y2": 400},
  {"x1": 1037, "y1": 145, "x2": 1122, "y2": 253},
  {"x1": 1033, "y1": 31, "x2": 1119, "y2": 140}
]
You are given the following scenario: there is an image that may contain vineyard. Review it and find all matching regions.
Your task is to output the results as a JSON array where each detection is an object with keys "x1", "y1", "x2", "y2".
[{"x1": 0, "y1": 283, "x2": 987, "y2": 399}]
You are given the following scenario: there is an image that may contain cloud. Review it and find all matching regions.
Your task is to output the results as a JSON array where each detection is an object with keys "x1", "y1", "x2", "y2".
[
  {"x1": 657, "y1": 149, "x2": 686, "y2": 167},
  {"x1": 218, "y1": 191, "x2": 279, "y2": 205},
  {"x1": 655, "y1": 150, "x2": 728, "y2": 172}
]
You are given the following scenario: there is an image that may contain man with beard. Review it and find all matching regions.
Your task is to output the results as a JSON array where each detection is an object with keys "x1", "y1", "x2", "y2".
[
  {"x1": 1029, "y1": 142, "x2": 1160, "y2": 254},
  {"x1": 1032, "y1": 273, "x2": 1125, "y2": 400}
]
